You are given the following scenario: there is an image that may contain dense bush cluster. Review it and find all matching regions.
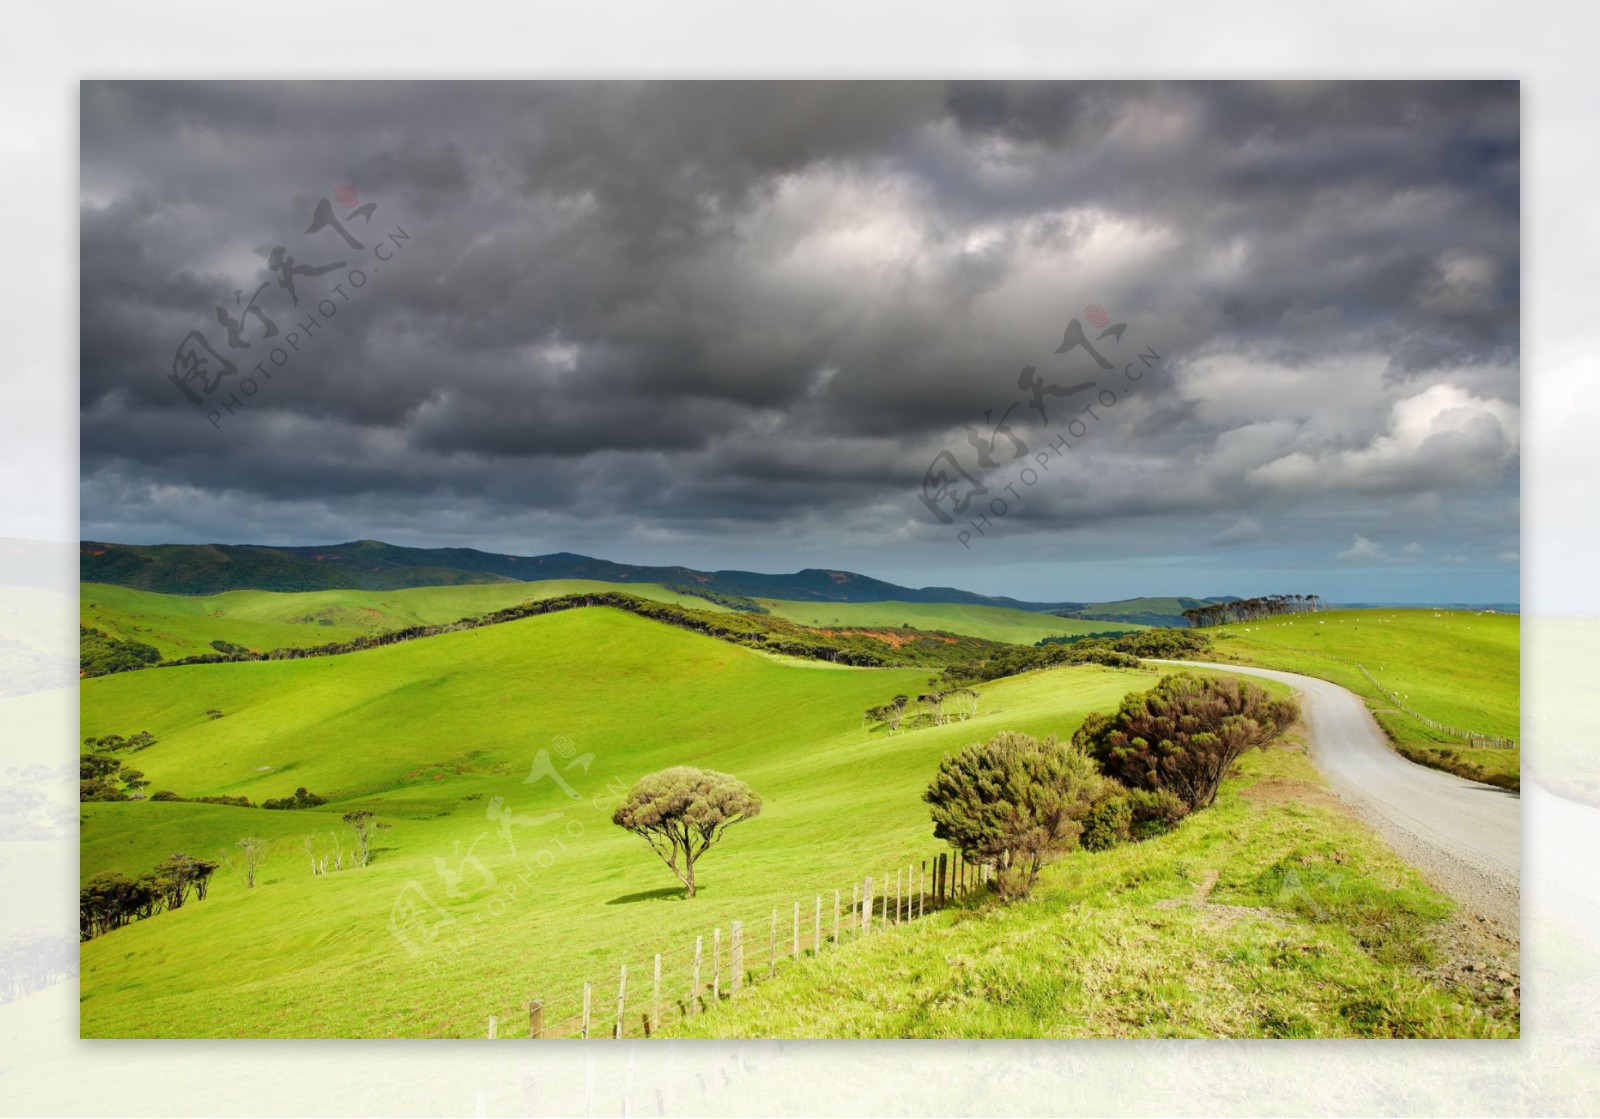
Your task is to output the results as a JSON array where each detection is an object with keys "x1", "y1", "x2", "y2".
[
  {"x1": 1073, "y1": 673, "x2": 1298, "y2": 810},
  {"x1": 79, "y1": 625, "x2": 160, "y2": 678},
  {"x1": 925, "y1": 673, "x2": 1299, "y2": 902},
  {"x1": 262, "y1": 787, "x2": 327, "y2": 810},
  {"x1": 79, "y1": 752, "x2": 149, "y2": 802},
  {"x1": 1034, "y1": 627, "x2": 1213, "y2": 659},
  {"x1": 934, "y1": 642, "x2": 1141, "y2": 688}
]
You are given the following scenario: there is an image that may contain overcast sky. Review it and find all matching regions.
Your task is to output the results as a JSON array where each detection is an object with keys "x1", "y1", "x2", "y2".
[{"x1": 79, "y1": 81, "x2": 1519, "y2": 603}]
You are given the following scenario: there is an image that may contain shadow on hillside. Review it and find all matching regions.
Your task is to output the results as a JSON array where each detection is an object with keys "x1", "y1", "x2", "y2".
[{"x1": 606, "y1": 887, "x2": 687, "y2": 906}]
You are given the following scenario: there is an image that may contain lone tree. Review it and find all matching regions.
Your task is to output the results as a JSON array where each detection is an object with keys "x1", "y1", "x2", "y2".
[
  {"x1": 235, "y1": 837, "x2": 268, "y2": 888},
  {"x1": 611, "y1": 767, "x2": 762, "y2": 898},
  {"x1": 923, "y1": 731, "x2": 1101, "y2": 900},
  {"x1": 343, "y1": 811, "x2": 376, "y2": 867},
  {"x1": 1072, "y1": 672, "x2": 1298, "y2": 811}
]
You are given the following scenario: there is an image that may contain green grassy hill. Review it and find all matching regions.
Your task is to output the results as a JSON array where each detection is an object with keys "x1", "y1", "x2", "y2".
[
  {"x1": 75, "y1": 606, "x2": 1159, "y2": 1038},
  {"x1": 1203, "y1": 608, "x2": 1520, "y2": 787},
  {"x1": 80, "y1": 580, "x2": 733, "y2": 661},
  {"x1": 759, "y1": 599, "x2": 1144, "y2": 646}
]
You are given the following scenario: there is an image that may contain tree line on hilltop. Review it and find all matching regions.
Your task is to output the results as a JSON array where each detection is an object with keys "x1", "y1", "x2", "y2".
[{"x1": 1182, "y1": 594, "x2": 1323, "y2": 628}]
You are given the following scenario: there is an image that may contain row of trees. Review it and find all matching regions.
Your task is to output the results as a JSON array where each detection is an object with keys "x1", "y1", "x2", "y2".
[
  {"x1": 1182, "y1": 595, "x2": 1323, "y2": 628},
  {"x1": 923, "y1": 673, "x2": 1298, "y2": 899},
  {"x1": 80, "y1": 853, "x2": 220, "y2": 940},
  {"x1": 81, "y1": 811, "x2": 388, "y2": 940}
]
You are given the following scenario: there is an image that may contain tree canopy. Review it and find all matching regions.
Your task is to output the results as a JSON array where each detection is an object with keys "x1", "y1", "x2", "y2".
[
  {"x1": 923, "y1": 731, "x2": 1102, "y2": 899},
  {"x1": 611, "y1": 767, "x2": 762, "y2": 898},
  {"x1": 1073, "y1": 672, "x2": 1298, "y2": 810}
]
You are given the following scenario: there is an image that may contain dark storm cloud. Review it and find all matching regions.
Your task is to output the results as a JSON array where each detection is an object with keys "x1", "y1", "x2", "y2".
[{"x1": 79, "y1": 81, "x2": 1519, "y2": 598}]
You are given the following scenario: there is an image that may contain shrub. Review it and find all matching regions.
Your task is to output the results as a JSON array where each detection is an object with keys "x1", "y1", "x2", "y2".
[
  {"x1": 1081, "y1": 785, "x2": 1133, "y2": 852},
  {"x1": 262, "y1": 787, "x2": 327, "y2": 810},
  {"x1": 149, "y1": 790, "x2": 181, "y2": 802},
  {"x1": 1073, "y1": 673, "x2": 1297, "y2": 811},
  {"x1": 1127, "y1": 787, "x2": 1189, "y2": 839},
  {"x1": 923, "y1": 730, "x2": 1102, "y2": 899}
]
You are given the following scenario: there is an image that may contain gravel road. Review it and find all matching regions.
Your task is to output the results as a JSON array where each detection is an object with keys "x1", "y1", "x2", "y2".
[{"x1": 1153, "y1": 659, "x2": 1520, "y2": 939}]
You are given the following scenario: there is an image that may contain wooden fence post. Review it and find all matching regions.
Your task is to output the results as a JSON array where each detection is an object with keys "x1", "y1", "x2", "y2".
[
  {"x1": 487, "y1": 1015, "x2": 498, "y2": 1039},
  {"x1": 814, "y1": 896, "x2": 821, "y2": 956},
  {"x1": 527, "y1": 997, "x2": 544, "y2": 1039},
  {"x1": 581, "y1": 981, "x2": 592, "y2": 1039},
  {"x1": 713, "y1": 927, "x2": 721, "y2": 1003},
  {"x1": 862, "y1": 877, "x2": 873, "y2": 935},
  {"x1": 769, "y1": 908, "x2": 778, "y2": 978},
  {"x1": 852, "y1": 883, "x2": 861, "y2": 936},
  {"x1": 651, "y1": 955, "x2": 661, "y2": 1036},
  {"x1": 895, "y1": 867, "x2": 902, "y2": 925},
  {"x1": 689, "y1": 936, "x2": 702, "y2": 1017},
  {"x1": 614, "y1": 963, "x2": 627, "y2": 1040},
  {"x1": 730, "y1": 921, "x2": 744, "y2": 996},
  {"x1": 792, "y1": 901, "x2": 800, "y2": 962},
  {"x1": 833, "y1": 889, "x2": 841, "y2": 945}
]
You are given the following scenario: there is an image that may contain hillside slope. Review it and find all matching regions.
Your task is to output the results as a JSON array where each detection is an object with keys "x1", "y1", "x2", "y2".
[
  {"x1": 80, "y1": 580, "x2": 734, "y2": 661},
  {"x1": 661, "y1": 740, "x2": 1516, "y2": 1039},
  {"x1": 75, "y1": 606, "x2": 1158, "y2": 1037}
]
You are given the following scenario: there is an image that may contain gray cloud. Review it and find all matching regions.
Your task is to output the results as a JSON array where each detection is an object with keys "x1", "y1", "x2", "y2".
[{"x1": 79, "y1": 81, "x2": 1519, "y2": 601}]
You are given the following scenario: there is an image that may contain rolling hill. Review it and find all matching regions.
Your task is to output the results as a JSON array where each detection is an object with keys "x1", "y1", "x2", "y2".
[
  {"x1": 80, "y1": 540, "x2": 1088, "y2": 610},
  {"x1": 80, "y1": 580, "x2": 735, "y2": 662},
  {"x1": 76, "y1": 604, "x2": 1160, "y2": 1038}
]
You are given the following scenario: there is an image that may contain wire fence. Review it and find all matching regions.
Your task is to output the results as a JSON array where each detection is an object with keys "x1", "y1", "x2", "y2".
[
  {"x1": 482, "y1": 848, "x2": 990, "y2": 1040},
  {"x1": 1355, "y1": 664, "x2": 1518, "y2": 750}
]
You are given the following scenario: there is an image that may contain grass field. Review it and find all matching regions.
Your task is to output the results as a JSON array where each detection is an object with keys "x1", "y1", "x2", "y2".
[
  {"x1": 1199, "y1": 609, "x2": 1519, "y2": 788},
  {"x1": 79, "y1": 580, "x2": 733, "y2": 661},
  {"x1": 759, "y1": 599, "x2": 1142, "y2": 645},
  {"x1": 76, "y1": 606, "x2": 1165, "y2": 1038},
  {"x1": 662, "y1": 735, "x2": 1516, "y2": 1039}
]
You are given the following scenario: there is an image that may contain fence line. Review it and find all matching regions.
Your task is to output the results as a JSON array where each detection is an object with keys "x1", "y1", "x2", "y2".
[
  {"x1": 502, "y1": 848, "x2": 985, "y2": 1040},
  {"x1": 1356, "y1": 664, "x2": 1517, "y2": 749}
]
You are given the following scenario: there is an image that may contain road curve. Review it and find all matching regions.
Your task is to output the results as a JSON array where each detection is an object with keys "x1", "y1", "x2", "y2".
[{"x1": 1152, "y1": 660, "x2": 1520, "y2": 938}]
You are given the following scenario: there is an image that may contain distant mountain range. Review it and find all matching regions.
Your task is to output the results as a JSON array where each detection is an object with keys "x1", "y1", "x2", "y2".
[{"x1": 82, "y1": 539, "x2": 1110, "y2": 611}]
